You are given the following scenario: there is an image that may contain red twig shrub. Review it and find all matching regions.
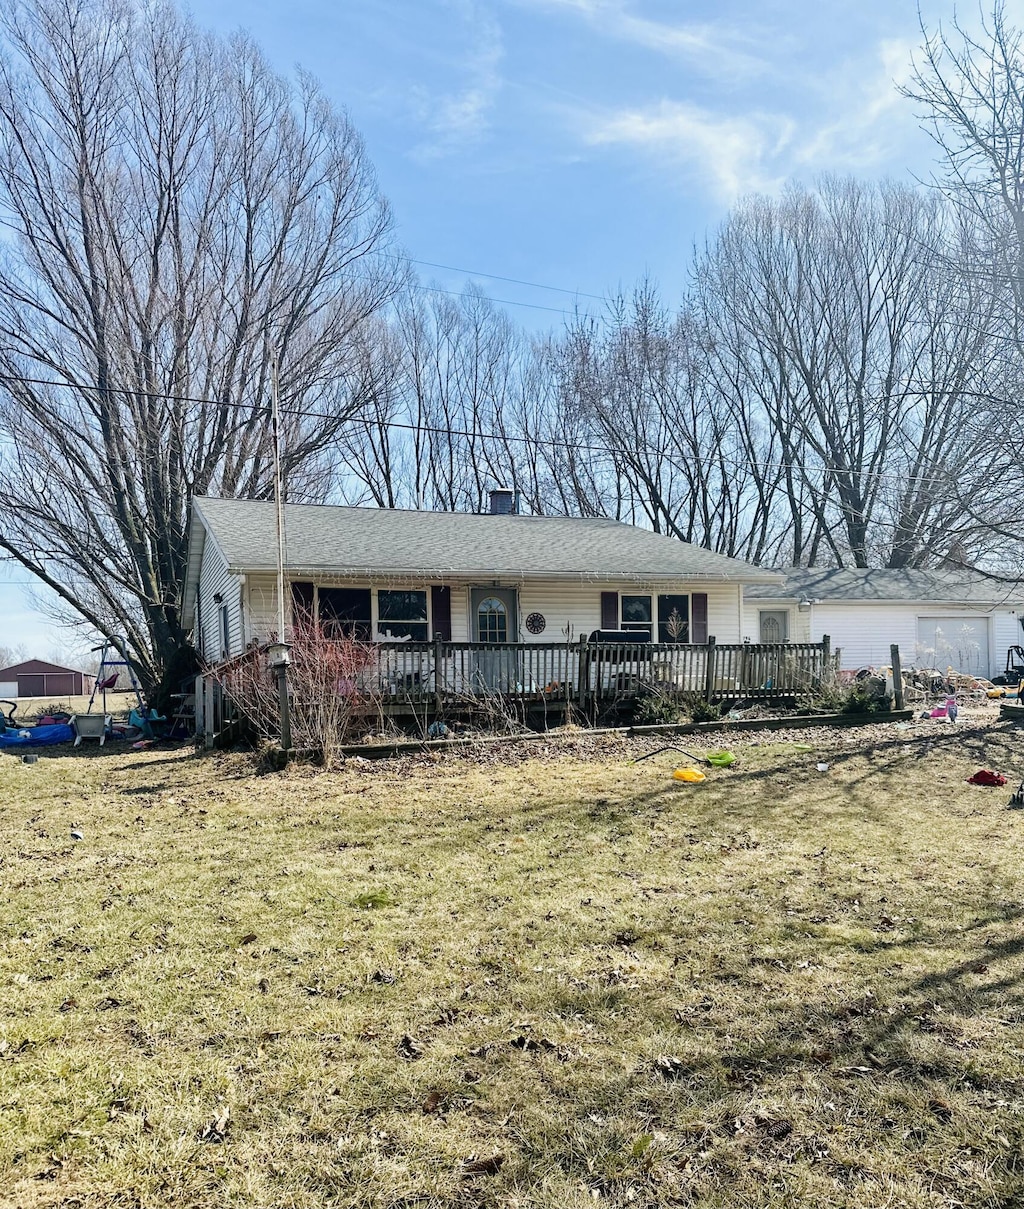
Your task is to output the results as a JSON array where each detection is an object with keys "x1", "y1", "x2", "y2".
[{"x1": 220, "y1": 610, "x2": 379, "y2": 765}]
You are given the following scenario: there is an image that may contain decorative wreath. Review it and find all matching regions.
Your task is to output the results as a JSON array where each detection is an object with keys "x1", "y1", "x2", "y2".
[{"x1": 525, "y1": 612, "x2": 547, "y2": 635}]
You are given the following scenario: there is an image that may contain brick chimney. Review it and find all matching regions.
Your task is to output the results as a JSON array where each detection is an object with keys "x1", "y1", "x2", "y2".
[{"x1": 488, "y1": 488, "x2": 516, "y2": 515}]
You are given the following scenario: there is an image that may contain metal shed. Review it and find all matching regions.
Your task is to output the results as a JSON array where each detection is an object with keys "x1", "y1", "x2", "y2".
[{"x1": 0, "y1": 659, "x2": 89, "y2": 698}]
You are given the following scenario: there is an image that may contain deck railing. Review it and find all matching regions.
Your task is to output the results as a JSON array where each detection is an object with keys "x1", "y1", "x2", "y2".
[
  {"x1": 371, "y1": 636, "x2": 832, "y2": 707},
  {"x1": 201, "y1": 635, "x2": 834, "y2": 744}
]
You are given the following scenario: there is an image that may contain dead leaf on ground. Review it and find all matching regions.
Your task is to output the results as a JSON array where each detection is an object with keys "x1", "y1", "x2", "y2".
[
  {"x1": 461, "y1": 1153, "x2": 504, "y2": 1177},
  {"x1": 654, "y1": 1054, "x2": 687, "y2": 1079},
  {"x1": 257, "y1": 977, "x2": 270, "y2": 994},
  {"x1": 238, "y1": 932, "x2": 258, "y2": 946},
  {"x1": 422, "y1": 1089, "x2": 443, "y2": 1114},
  {"x1": 398, "y1": 1034, "x2": 423, "y2": 1060},
  {"x1": 928, "y1": 1097, "x2": 953, "y2": 1121},
  {"x1": 198, "y1": 1105, "x2": 230, "y2": 1143}
]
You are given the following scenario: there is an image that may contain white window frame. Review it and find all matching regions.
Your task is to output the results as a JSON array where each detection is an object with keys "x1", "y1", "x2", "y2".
[
  {"x1": 618, "y1": 592, "x2": 693, "y2": 642},
  {"x1": 374, "y1": 587, "x2": 431, "y2": 642}
]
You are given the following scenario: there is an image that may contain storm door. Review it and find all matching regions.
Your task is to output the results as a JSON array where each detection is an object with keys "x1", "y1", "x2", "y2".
[{"x1": 470, "y1": 588, "x2": 519, "y2": 692}]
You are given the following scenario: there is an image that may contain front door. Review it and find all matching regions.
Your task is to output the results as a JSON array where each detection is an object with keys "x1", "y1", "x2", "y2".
[
  {"x1": 759, "y1": 610, "x2": 789, "y2": 643},
  {"x1": 471, "y1": 588, "x2": 519, "y2": 691}
]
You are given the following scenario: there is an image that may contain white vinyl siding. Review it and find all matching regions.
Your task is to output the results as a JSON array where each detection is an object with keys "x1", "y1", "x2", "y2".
[
  {"x1": 243, "y1": 578, "x2": 745, "y2": 646},
  {"x1": 993, "y1": 611, "x2": 1023, "y2": 667},
  {"x1": 745, "y1": 599, "x2": 1019, "y2": 678},
  {"x1": 802, "y1": 604, "x2": 913, "y2": 672},
  {"x1": 196, "y1": 540, "x2": 243, "y2": 661}
]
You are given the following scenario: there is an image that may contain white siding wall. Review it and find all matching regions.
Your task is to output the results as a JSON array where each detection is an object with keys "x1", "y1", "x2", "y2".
[
  {"x1": 246, "y1": 574, "x2": 281, "y2": 644},
  {"x1": 992, "y1": 611, "x2": 1023, "y2": 668},
  {"x1": 809, "y1": 604, "x2": 1021, "y2": 677},
  {"x1": 740, "y1": 601, "x2": 812, "y2": 644},
  {"x1": 196, "y1": 541, "x2": 244, "y2": 662},
  {"x1": 742, "y1": 599, "x2": 1021, "y2": 678},
  {"x1": 807, "y1": 604, "x2": 917, "y2": 672},
  {"x1": 243, "y1": 578, "x2": 745, "y2": 645}
]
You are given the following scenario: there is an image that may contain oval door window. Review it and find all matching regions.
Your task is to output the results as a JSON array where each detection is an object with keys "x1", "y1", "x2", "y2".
[{"x1": 477, "y1": 597, "x2": 508, "y2": 643}]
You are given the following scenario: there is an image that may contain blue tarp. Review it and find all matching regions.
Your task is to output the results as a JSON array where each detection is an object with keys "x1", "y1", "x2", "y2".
[{"x1": 0, "y1": 723, "x2": 75, "y2": 747}]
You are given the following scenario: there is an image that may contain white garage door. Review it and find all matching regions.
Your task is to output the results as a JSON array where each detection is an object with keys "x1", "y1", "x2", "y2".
[{"x1": 917, "y1": 616, "x2": 990, "y2": 675}]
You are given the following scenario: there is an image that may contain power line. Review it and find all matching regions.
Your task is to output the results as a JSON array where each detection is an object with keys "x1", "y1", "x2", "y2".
[
  {"x1": 404, "y1": 256, "x2": 607, "y2": 303},
  {"x1": 408, "y1": 278, "x2": 594, "y2": 317},
  {"x1": 0, "y1": 371, "x2": 991, "y2": 489}
]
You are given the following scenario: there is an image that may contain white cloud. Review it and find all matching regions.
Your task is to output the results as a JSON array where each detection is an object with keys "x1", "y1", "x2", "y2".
[
  {"x1": 578, "y1": 35, "x2": 932, "y2": 201},
  {"x1": 584, "y1": 100, "x2": 793, "y2": 199},
  {"x1": 511, "y1": 0, "x2": 770, "y2": 81},
  {"x1": 411, "y1": 0, "x2": 504, "y2": 160},
  {"x1": 790, "y1": 36, "x2": 921, "y2": 170}
]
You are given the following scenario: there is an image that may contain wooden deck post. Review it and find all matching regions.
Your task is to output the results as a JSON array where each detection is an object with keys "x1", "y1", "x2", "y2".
[
  {"x1": 576, "y1": 635, "x2": 589, "y2": 712},
  {"x1": 433, "y1": 634, "x2": 443, "y2": 717},
  {"x1": 703, "y1": 636, "x2": 717, "y2": 702},
  {"x1": 890, "y1": 643, "x2": 904, "y2": 710},
  {"x1": 819, "y1": 634, "x2": 831, "y2": 689}
]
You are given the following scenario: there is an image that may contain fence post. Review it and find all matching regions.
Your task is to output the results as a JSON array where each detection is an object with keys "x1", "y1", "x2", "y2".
[
  {"x1": 703, "y1": 636, "x2": 717, "y2": 702},
  {"x1": 890, "y1": 643, "x2": 905, "y2": 711},
  {"x1": 819, "y1": 634, "x2": 831, "y2": 689},
  {"x1": 577, "y1": 635, "x2": 589, "y2": 711},
  {"x1": 433, "y1": 634, "x2": 443, "y2": 717}
]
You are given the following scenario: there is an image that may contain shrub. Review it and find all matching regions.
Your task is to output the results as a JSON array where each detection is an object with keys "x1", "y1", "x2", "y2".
[
  {"x1": 634, "y1": 691, "x2": 722, "y2": 726},
  {"x1": 840, "y1": 679, "x2": 891, "y2": 714},
  {"x1": 222, "y1": 608, "x2": 380, "y2": 765},
  {"x1": 633, "y1": 694, "x2": 683, "y2": 725},
  {"x1": 688, "y1": 698, "x2": 723, "y2": 723}
]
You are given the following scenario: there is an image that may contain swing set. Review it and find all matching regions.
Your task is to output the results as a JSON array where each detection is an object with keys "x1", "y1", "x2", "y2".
[{"x1": 86, "y1": 638, "x2": 144, "y2": 715}]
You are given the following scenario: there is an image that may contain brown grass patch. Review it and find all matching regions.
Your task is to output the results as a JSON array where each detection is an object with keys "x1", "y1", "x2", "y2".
[{"x1": 1, "y1": 720, "x2": 1023, "y2": 1207}]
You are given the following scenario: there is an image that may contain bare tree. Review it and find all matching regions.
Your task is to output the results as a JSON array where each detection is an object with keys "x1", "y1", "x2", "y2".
[
  {"x1": 0, "y1": 0, "x2": 398, "y2": 697},
  {"x1": 901, "y1": 3, "x2": 1024, "y2": 567},
  {"x1": 695, "y1": 178, "x2": 1009, "y2": 568}
]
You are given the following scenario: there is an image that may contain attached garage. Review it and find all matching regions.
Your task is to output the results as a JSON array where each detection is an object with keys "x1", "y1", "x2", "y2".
[
  {"x1": 745, "y1": 568, "x2": 1022, "y2": 680},
  {"x1": 0, "y1": 660, "x2": 88, "y2": 699}
]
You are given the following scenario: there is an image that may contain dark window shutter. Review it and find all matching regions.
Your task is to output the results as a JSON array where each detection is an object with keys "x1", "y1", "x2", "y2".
[
  {"x1": 600, "y1": 591, "x2": 619, "y2": 631},
  {"x1": 691, "y1": 592, "x2": 709, "y2": 644},
  {"x1": 291, "y1": 581, "x2": 315, "y2": 622},
  {"x1": 431, "y1": 586, "x2": 452, "y2": 641}
]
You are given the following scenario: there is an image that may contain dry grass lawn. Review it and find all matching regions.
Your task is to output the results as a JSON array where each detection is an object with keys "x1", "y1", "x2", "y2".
[{"x1": 2, "y1": 719, "x2": 1024, "y2": 1208}]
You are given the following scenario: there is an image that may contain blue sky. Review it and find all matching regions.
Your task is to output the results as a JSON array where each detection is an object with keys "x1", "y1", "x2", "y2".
[{"x1": 0, "y1": 0, "x2": 994, "y2": 651}]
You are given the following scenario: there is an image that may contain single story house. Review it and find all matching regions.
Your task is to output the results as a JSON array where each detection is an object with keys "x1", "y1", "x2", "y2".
[
  {"x1": 744, "y1": 568, "x2": 1023, "y2": 678},
  {"x1": 0, "y1": 659, "x2": 91, "y2": 698},
  {"x1": 181, "y1": 493, "x2": 783, "y2": 664}
]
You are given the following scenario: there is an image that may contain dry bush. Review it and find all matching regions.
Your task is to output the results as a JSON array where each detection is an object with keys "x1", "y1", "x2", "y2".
[{"x1": 221, "y1": 612, "x2": 380, "y2": 765}]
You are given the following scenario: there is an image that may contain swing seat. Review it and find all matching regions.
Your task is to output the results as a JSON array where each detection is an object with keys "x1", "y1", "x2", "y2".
[{"x1": 96, "y1": 674, "x2": 118, "y2": 691}]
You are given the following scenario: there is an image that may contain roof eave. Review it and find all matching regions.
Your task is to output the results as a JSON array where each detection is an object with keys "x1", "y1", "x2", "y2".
[{"x1": 226, "y1": 563, "x2": 782, "y2": 584}]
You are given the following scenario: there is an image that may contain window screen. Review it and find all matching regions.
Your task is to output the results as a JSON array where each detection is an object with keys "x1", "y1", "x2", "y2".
[
  {"x1": 377, "y1": 590, "x2": 428, "y2": 641},
  {"x1": 620, "y1": 595, "x2": 652, "y2": 636},
  {"x1": 657, "y1": 594, "x2": 690, "y2": 643}
]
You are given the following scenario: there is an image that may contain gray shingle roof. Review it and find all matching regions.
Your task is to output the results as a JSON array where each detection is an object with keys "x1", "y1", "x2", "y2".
[
  {"x1": 193, "y1": 497, "x2": 781, "y2": 583},
  {"x1": 746, "y1": 566, "x2": 1021, "y2": 605}
]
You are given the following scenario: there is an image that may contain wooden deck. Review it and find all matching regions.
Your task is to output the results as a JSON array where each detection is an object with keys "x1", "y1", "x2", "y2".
[{"x1": 202, "y1": 637, "x2": 834, "y2": 742}]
